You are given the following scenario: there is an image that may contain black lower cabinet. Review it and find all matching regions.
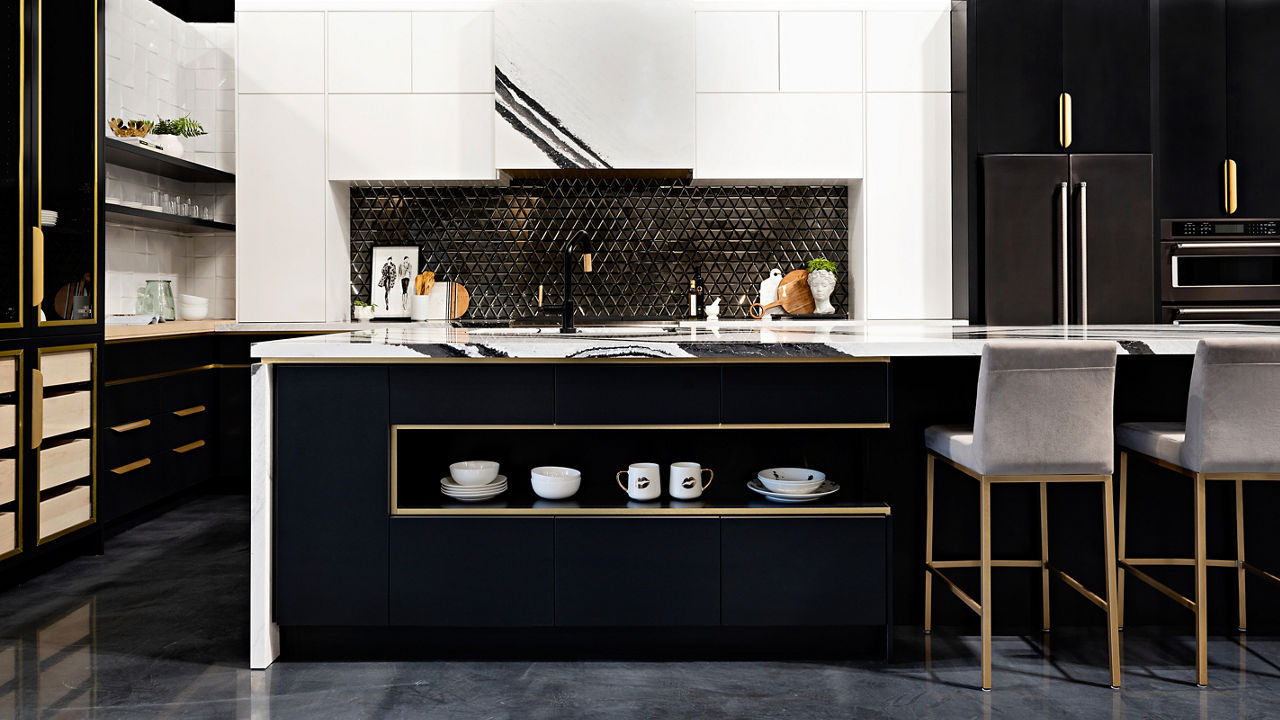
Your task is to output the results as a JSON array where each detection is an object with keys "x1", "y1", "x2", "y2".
[
  {"x1": 554, "y1": 517, "x2": 720, "y2": 626},
  {"x1": 721, "y1": 517, "x2": 888, "y2": 627},
  {"x1": 390, "y1": 518, "x2": 554, "y2": 627}
]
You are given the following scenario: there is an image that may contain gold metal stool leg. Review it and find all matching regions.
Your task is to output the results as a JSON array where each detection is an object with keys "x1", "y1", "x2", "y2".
[
  {"x1": 1194, "y1": 472, "x2": 1209, "y2": 687},
  {"x1": 1117, "y1": 452, "x2": 1128, "y2": 631},
  {"x1": 1236, "y1": 478, "x2": 1247, "y2": 633},
  {"x1": 924, "y1": 454, "x2": 935, "y2": 635},
  {"x1": 980, "y1": 476, "x2": 993, "y2": 691},
  {"x1": 1040, "y1": 480, "x2": 1051, "y2": 633},
  {"x1": 1102, "y1": 475, "x2": 1122, "y2": 689}
]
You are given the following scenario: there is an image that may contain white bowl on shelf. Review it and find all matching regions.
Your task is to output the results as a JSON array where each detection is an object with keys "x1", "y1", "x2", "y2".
[
  {"x1": 180, "y1": 305, "x2": 209, "y2": 321},
  {"x1": 449, "y1": 460, "x2": 500, "y2": 486},
  {"x1": 757, "y1": 467, "x2": 826, "y2": 494},
  {"x1": 531, "y1": 466, "x2": 581, "y2": 499}
]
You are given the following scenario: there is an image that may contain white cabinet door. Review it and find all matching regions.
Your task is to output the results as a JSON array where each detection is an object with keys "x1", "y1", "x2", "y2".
[
  {"x1": 412, "y1": 12, "x2": 494, "y2": 93},
  {"x1": 237, "y1": 12, "x2": 325, "y2": 94},
  {"x1": 779, "y1": 12, "x2": 863, "y2": 93},
  {"x1": 237, "y1": 94, "x2": 327, "y2": 322},
  {"x1": 695, "y1": 94, "x2": 863, "y2": 179},
  {"x1": 328, "y1": 94, "x2": 495, "y2": 181},
  {"x1": 328, "y1": 12, "x2": 413, "y2": 93},
  {"x1": 865, "y1": 93, "x2": 951, "y2": 319},
  {"x1": 695, "y1": 12, "x2": 778, "y2": 93},
  {"x1": 865, "y1": 11, "x2": 950, "y2": 92}
]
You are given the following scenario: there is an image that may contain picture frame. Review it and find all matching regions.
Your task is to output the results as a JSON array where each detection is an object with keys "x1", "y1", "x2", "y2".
[{"x1": 369, "y1": 246, "x2": 419, "y2": 318}]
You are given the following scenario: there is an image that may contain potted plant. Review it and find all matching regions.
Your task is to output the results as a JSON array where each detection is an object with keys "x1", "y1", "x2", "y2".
[
  {"x1": 806, "y1": 257, "x2": 838, "y2": 315},
  {"x1": 151, "y1": 114, "x2": 207, "y2": 158},
  {"x1": 353, "y1": 300, "x2": 375, "y2": 322}
]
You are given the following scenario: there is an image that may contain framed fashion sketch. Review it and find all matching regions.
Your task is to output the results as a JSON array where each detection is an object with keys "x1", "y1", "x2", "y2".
[{"x1": 370, "y1": 246, "x2": 419, "y2": 318}]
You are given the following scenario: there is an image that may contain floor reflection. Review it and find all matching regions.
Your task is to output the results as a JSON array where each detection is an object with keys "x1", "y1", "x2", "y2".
[{"x1": 0, "y1": 495, "x2": 1277, "y2": 719}]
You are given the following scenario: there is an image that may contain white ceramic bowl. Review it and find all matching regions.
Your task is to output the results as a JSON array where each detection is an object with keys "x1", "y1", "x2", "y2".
[
  {"x1": 757, "y1": 467, "x2": 826, "y2": 494},
  {"x1": 180, "y1": 305, "x2": 209, "y2": 321},
  {"x1": 449, "y1": 460, "x2": 500, "y2": 486},
  {"x1": 531, "y1": 466, "x2": 581, "y2": 499}
]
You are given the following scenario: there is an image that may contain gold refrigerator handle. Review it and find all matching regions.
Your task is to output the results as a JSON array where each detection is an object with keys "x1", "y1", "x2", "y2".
[
  {"x1": 32, "y1": 226, "x2": 44, "y2": 307},
  {"x1": 31, "y1": 369, "x2": 43, "y2": 449},
  {"x1": 1059, "y1": 93, "x2": 1073, "y2": 149},
  {"x1": 1224, "y1": 159, "x2": 1238, "y2": 215}
]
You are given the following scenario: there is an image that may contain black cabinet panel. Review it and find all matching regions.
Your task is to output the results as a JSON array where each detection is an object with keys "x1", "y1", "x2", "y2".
[
  {"x1": 1062, "y1": 0, "x2": 1151, "y2": 153},
  {"x1": 554, "y1": 366, "x2": 720, "y2": 425},
  {"x1": 1069, "y1": 154, "x2": 1155, "y2": 323},
  {"x1": 983, "y1": 154, "x2": 1072, "y2": 324},
  {"x1": 390, "y1": 518, "x2": 554, "y2": 627},
  {"x1": 971, "y1": 0, "x2": 1064, "y2": 154},
  {"x1": 275, "y1": 366, "x2": 390, "y2": 626},
  {"x1": 389, "y1": 365, "x2": 554, "y2": 425},
  {"x1": 722, "y1": 517, "x2": 888, "y2": 626},
  {"x1": 101, "y1": 336, "x2": 216, "y2": 382},
  {"x1": 1226, "y1": 0, "x2": 1280, "y2": 218},
  {"x1": 721, "y1": 364, "x2": 890, "y2": 425},
  {"x1": 555, "y1": 518, "x2": 719, "y2": 626},
  {"x1": 1158, "y1": 0, "x2": 1228, "y2": 218}
]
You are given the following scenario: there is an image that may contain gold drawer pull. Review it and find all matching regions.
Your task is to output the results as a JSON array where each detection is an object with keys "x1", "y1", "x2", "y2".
[
  {"x1": 111, "y1": 458, "x2": 151, "y2": 475},
  {"x1": 31, "y1": 369, "x2": 43, "y2": 449},
  {"x1": 173, "y1": 405, "x2": 206, "y2": 417},
  {"x1": 110, "y1": 419, "x2": 151, "y2": 433},
  {"x1": 173, "y1": 440, "x2": 205, "y2": 454}
]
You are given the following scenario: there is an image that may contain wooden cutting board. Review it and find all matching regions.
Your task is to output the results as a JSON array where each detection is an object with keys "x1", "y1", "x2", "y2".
[{"x1": 750, "y1": 269, "x2": 814, "y2": 318}]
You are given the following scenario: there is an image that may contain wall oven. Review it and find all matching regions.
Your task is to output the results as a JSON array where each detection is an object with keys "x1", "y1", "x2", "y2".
[{"x1": 1161, "y1": 219, "x2": 1280, "y2": 324}]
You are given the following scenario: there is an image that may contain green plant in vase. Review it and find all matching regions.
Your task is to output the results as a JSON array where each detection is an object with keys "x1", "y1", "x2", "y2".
[{"x1": 151, "y1": 114, "x2": 207, "y2": 158}]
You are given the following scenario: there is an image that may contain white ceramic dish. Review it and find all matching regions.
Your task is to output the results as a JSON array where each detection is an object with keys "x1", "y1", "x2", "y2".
[
  {"x1": 450, "y1": 460, "x2": 500, "y2": 486},
  {"x1": 179, "y1": 294, "x2": 209, "y2": 305},
  {"x1": 531, "y1": 466, "x2": 581, "y2": 499},
  {"x1": 440, "y1": 475, "x2": 507, "y2": 501},
  {"x1": 747, "y1": 479, "x2": 839, "y2": 503},
  {"x1": 757, "y1": 467, "x2": 826, "y2": 494},
  {"x1": 180, "y1": 306, "x2": 209, "y2": 321},
  {"x1": 441, "y1": 475, "x2": 506, "y2": 491}
]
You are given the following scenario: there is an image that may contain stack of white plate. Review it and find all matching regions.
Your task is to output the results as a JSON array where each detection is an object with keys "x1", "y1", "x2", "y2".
[
  {"x1": 440, "y1": 474, "x2": 507, "y2": 502},
  {"x1": 40, "y1": 210, "x2": 58, "y2": 227},
  {"x1": 748, "y1": 467, "x2": 840, "y2": 504}
]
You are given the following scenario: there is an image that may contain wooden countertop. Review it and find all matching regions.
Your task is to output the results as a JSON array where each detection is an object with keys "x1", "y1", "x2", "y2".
[{"x1": 105, "y1": 320, "x2": 233, "y2": 341}]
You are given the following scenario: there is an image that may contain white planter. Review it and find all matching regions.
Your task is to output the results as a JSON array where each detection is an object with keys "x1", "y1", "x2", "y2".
[
  {"x1": 807, "y1": 269, "x2": 837, "y2": 315},
  {"x1": 353, "y1": 305, "x2": 375, "y2": 322},
  {"x1": 155, "y1": 135, "x2": 184, "y2": 157}
]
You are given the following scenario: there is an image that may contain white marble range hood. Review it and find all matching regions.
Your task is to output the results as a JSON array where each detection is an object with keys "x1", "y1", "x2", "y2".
[{"x1": 495, "y1": 0, "x2": 695, "y2": 169}]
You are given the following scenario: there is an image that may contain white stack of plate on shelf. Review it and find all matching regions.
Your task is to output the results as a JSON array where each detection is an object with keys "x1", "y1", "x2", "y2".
[
  {"x1": 40, "y1": 210, "x2": 57, "y2": 227},
  {"x1": 748, "y1": 467, "x2": 840, "y2": 504},
  {"x1": 440, "y1": 460, "x2": 506, "y2": 502}
]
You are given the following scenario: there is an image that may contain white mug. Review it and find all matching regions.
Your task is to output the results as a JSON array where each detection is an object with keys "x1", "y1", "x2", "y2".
[
  {"x1": 616, "y1": 462, "x2": 661, "y2": 501},
  {"x1": 669, "y1": 462, "x2": 714, "y2": 500}
]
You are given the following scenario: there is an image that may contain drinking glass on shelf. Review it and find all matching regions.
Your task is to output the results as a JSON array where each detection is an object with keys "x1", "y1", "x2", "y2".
[
  {"x1": 161, "y1": 193, "x2": 171, "y2": 213},
  {"x1": 190, "y1": 203, "x2": 200, "y2": 218},
  {"x1": 201, "y1": 208, "x2": 212, "y2": 221}
]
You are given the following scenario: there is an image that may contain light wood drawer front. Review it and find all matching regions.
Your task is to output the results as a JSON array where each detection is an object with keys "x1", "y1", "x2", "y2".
[
  {"x1": 39, "y1": 485, "x2": 91, "y2": 540},
  {"x1": 0, "y1": 404, "x2": 13, "y2": 450},
  {"x1": 41, "y1": 350, "x2": 92, "y2": 388},
  {"x1": 43, "y1": 391, "x2": 91, "y2": 439},
  {"x1": 0, "y1": 458, "x2": 14, "y2": 505},
  {"x1": 0, "y1": 512, "x2": 13, "y2": 554},
  {"x1": 40, "y1": 439, "x2": 91, "y2": 492},
  {"x1": 0, "y1": 355, "x2": 14, "y2": 394}
]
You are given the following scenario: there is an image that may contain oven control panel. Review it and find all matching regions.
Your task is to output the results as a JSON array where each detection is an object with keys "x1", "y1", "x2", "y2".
[{"x1": 1171, "y1": 220, "x2": 1280, "y2": 236}]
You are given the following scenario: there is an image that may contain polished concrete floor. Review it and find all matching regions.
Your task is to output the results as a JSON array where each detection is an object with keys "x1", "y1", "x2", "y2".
[{"x1": 1, "y1": 495, "x2": 1279, "y2": 719}]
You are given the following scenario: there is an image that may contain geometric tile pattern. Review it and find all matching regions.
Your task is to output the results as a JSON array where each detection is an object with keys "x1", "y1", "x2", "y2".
[{"x1": 350, "y1": 179, "x2": 848, "y2": 320}]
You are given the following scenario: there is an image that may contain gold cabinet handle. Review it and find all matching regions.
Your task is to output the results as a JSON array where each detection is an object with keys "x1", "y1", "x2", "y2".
[
  {"x1": 31, "y1": 369, "x2": 43, "y2": 449},
  {"x1": 1059, "y1": 93, "x2": 1073, "y2": 149},
  {"x1": 173, "y1": 405, "x2": 205, "y2": 417},
  {"x1": 111, "y1": 458, "x2": 151, "y2": 475},
  {"x1": 173, "y1": 440, "x2": 205, "y2": 454},
  {"x1": 33, "y1": 226, "x2": 44, "y2": 307},
  {"x1": 1224, "y1": 159, "x2": 1238, "y2": 215},
  {"x1": 110, "y1": 418, "x2": 151, "y2": 433}
]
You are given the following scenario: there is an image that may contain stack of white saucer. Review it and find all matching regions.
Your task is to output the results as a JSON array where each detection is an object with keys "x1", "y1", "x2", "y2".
[
  {"x1": 440, "y1": 461, "x2": 506, "y2": 502},
  {"x1": 40, "y1": 210, "x2": 58, "y2": 227}
]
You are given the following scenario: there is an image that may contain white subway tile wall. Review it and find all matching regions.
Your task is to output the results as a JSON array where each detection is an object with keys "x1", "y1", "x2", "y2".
[{"x1": 104, "y1": 222, "x2": 236, "y2": 319}]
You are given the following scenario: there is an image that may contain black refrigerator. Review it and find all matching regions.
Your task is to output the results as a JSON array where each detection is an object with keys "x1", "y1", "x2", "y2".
[{"x1": 982, "y1": 154, "x2": 1154, "y2": 325}]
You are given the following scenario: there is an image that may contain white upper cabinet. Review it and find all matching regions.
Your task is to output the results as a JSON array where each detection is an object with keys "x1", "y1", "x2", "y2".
[
  {"x1": 238, "y1": 12, "x2": 326, "y2": 94},
  {"x1": 865, "y1": 11, "x2": 950, "y2": 92},
  {"x1": 695, "y1": 93, "x2": 863, "y2": 179},
  {"x1": 695, "y1": 12, "x2": 778, "y2": 92},
  {"x1": 328, "y1": 94, "x2": 496, "y2": 181},
  {"x1": 865, "y1": 93, "x2": 951, "y2": 319},
  {"x1": 328, "y1": 12, "x2": 413, "y2": 93},
  {"x1": 779, "y1": 12, "x2": 863, "y2": 93},
  {"x1": 412, "y1": 12, "x2": 494, "y2": 93}
]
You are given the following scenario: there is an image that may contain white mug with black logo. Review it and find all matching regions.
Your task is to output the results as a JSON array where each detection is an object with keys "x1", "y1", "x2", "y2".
[
  {"x1": 669, "y1": 462, "x2": 714, "y2": 500},
  {"x1": 616, "y1": 462, "x2": 661, "y2": 501}
]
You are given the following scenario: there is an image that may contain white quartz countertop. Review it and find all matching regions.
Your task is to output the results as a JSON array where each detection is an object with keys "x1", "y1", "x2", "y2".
[{"x1": 249, "y1": 321, "x2": 1280, "y2": 361}]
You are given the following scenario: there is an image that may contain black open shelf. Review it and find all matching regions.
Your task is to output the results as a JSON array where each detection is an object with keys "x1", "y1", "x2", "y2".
[
  {"x1": 105, "y1": 204, "x2": 235, "y2": 234},
  {"x1": 104, "y1": 136, "x2": 235, "y2": 183}
]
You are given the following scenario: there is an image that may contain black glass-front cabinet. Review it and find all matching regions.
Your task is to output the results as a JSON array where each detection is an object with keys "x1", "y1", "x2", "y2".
[{"x1": 0, "y1": 0, "x2": 103, "y2": 584}]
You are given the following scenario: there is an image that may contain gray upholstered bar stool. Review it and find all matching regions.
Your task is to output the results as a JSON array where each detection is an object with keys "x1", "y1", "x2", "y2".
[
  {"x1": 1115, "y1": 337, "x2": 1280, "y2": 688},
  {"x1": 923, "y1": 340, "x2": 1121, "y2": 691}
]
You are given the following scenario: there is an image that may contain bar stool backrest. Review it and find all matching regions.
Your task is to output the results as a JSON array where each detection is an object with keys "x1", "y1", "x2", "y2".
[
  {"x1": 972, "y1": 340, "x2": 1118, "y2": 475},
  {"x1": 1184, "y1": 338, "x2": 1280, "y2": 473}
]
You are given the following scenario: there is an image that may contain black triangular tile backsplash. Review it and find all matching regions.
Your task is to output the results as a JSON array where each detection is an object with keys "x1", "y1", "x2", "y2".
[{"x1": 350, "y1": 179, "x2": 848, "y2": 320}]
